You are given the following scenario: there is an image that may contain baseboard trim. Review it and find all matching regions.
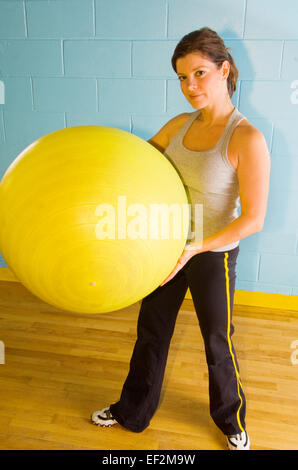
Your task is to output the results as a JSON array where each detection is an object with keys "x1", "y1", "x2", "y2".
[
  {"x1": 185, "y1": 288, "x2": 298, "y2": 311},
  {"x1": 1, "y1": 267, "x2": 297, "y2": 312}
]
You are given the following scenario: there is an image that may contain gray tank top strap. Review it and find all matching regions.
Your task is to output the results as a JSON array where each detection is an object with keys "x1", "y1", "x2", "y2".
[
  {"x1": 172, "y1": 110, "x2": 200, "y2": 144},
  {"x1": 221, "y1": 108, "x2": 245, "y2": 146},
  {"x1": 220, "y1": 108, "x2": 245, "y2": 163}
]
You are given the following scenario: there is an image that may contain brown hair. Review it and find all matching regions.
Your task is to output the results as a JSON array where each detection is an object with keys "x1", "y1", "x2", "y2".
[{"x1": 171, "y1": 27, "x2": 238, "y2": 98}]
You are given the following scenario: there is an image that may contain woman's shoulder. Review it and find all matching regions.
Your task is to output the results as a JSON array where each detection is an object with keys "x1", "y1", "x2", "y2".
[
  {"x1": 167, "y1": 112, "x2": 192, "y2": 139},
  {"x1": 228, "y1": 116, "x2": 269, "y2": 170},
  {"x1": 235, "y1": 116, "x2": 265, "y2": 138},
  {"x1": 232, "y1": 116, "x2": 267, "y2": 148},
  {"x1": 148, "y1": 112, "x2": 191, "y2": 152}
]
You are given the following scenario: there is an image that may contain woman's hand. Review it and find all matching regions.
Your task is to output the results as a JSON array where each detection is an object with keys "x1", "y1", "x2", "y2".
[{"x1": 160, "y1": 244, "x2": 201, "y2": 286}]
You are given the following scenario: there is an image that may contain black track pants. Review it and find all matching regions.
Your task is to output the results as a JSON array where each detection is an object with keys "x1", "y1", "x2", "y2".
[{"x1": 110, "y1": 246, "x2": 246, "y2": 435}]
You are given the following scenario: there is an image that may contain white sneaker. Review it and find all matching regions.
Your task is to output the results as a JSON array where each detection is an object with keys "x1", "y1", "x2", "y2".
[
  {"x1": 91, "y1": 407, "x2": 118, "y2": 427},
  {"x1": 227, "y1": 431, "x2": 250, "y2": 450}
]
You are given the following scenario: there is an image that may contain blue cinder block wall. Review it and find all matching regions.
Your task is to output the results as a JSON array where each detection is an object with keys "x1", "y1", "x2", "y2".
[{"x1": 0, "y1": 0, "x2": 298, "y2": 296}]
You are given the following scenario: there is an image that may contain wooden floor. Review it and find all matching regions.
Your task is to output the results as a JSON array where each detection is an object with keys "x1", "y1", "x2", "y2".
[{"x1": 0, "y1": 280, "x2": 297, "y2": 450}]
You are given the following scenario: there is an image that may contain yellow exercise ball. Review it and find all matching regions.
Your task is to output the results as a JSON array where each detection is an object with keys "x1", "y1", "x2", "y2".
[{"x1": 0, "y1": 126, "x2": 190, "y2": 314}]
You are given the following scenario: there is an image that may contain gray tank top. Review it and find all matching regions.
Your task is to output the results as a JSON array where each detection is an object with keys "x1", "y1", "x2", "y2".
[{"x1": 164, "y1": 107, "x2": 245, "y2": 252}]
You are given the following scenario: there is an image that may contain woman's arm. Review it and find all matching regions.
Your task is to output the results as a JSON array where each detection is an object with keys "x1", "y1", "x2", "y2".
[{"x1": 189, "y1": 126, "x2": 271, "y2": 254}]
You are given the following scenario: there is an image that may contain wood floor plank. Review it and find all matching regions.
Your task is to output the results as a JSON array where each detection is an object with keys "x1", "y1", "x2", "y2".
[{"x1": 0, "y1": 280, "x2": 297, "y2": 450}]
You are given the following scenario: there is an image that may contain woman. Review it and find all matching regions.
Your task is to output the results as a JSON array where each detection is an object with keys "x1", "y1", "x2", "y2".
[{"x1": 91, "y1": 27, "x2": 270, "y2": 450}]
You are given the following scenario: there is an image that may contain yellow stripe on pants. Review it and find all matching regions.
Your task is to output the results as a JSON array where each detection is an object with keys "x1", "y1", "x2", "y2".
[{"x1": 224, "y1": 252, "x2": 244, "y2": 433}]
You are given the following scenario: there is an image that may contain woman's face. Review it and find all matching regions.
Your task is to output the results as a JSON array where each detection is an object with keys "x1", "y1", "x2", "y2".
[{"x1": 176, "y1": 52, "x2": 230, "y2": 109}]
